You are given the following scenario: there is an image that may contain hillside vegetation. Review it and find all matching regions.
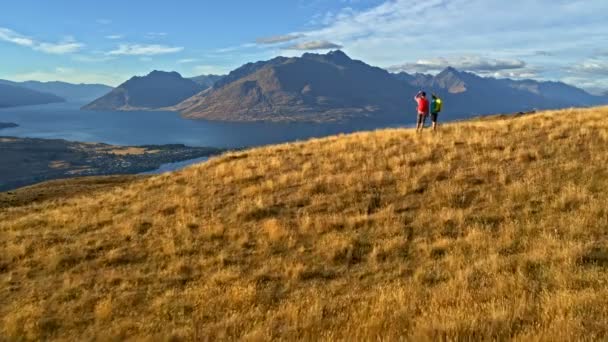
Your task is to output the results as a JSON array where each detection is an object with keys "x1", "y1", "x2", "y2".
[{"x1": 1, "y1": 107, "x2": 608, "y2": 340}]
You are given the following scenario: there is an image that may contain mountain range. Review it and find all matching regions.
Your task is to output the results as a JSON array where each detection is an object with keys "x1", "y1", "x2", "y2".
[
  {"x1": 82, "y1": 71, "x2": 204, "y2": 111},
  {"x1": 175, "y1": 51, "x2": 416, "y2": 122},
  {"x1": 0, "y1": 79, "x2": 112, "y2": 104},
  {"x1": 80, "y1": 51, "x2": 608, "y2": 122},
  {"x1": 0, "y1": 83, "x2": 65, "y2": 108},
  {"x1": 394, "y1": 67, "x2": 607, "y2": 117}
]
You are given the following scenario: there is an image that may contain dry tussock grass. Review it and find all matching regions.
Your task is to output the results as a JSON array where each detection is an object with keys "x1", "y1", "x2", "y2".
[{"x1": 1, "y1": 107, "x2": 608, "y2": 340}]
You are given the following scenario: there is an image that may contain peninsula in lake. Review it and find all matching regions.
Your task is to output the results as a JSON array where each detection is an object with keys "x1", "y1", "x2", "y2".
[
  {"x1": 0, "y1": 136, "x2": 223, "y2": 191},
  {"x1": 0, "y1": 122, "x2": 18, "y2": 129}
]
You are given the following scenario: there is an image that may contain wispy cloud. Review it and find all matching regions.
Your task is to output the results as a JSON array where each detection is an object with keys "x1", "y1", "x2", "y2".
[
  {"x1": 0, "y1": 27, "x2": 83, "y2": 54},
  {"x1": 570, "y1": 59, "x2": 608, "y2": 76},
  {"x1": 107, "y1": 44, "x2": 183, "y2": 56},
  {"x1": 193, "y1": 65, "x2": 231, "y2": 75},
  {"x1": 0, "y1": 27, "x2": 34, "y2": 46},
  {"x1": 286, "y1": 40, "x2": 342, "y2": 50},
  {"x1": 36, "y1": 38, "x2": 83, "y2": 54},
  {"x1": 96, "y1": 19, "x2": 112, "y2": 25},
  {"x1": 145, "y1": 32, "x2": 168, "y2": 39},
  {"x1": 561, "y1": 76, "x2": 608, "y2": 95},
  {"x1": 178, "y1": 58, "x2": 200, "y2": 64},
  {"x1": 256, "y1": 34, "x2": 304, "y2": 45},
  {"x1": 214, "y1": 43, "x2": 258, "y2": 54},
  {"x1": 105, "y1": 34, "x2": 124, "y2": 40},
  {"x1": 389, "y1": 56, "x2": 527, "y2": 74},
  {"x1": 72, "y1": 54, "x2": 115, "y2": 63},
  {"x1": 562, "y1": 59, "x2": 608, "y2": 92}
]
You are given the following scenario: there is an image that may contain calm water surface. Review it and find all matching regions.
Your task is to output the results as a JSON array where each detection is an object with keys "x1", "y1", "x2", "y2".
[
  {"x1": 0, "y1": 102, "x2": 408, "y2": 149},
  {"x1": 140, "y1": 157, "x2": 210, "y2": 175}
]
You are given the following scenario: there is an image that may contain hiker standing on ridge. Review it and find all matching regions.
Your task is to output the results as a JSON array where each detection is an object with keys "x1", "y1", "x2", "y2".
[
  {"x1": 414, "y1": 91, "x2": 429, "y2": 133},
  {"x1": 430, "y1": 93, "x2": 443, "y2": 132}
]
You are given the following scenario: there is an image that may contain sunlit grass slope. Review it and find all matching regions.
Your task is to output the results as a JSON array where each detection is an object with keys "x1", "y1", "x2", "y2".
[{"x1": 1, "y1": 107, "x2": 608, "y2": 340}]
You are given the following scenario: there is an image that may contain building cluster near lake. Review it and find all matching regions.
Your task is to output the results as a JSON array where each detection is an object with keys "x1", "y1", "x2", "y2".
[{"x1": 0, "y1": 136, "x2": 222, "y2": 191}]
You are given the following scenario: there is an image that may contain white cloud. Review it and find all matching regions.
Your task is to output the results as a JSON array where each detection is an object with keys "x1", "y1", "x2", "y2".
[
  {"x1": 0, "y1": 27, "x2": 35, "y2": 46},
  {"x1": 561, "y1": 76, "x2": 608, "y2": 94},
  {"x1": 107, "y1": 44, "x2": 183, "y2": 56},
  {"x1": 0, "y1": 27, "x2": 83, "y2": 54},
  {"x1": 570, "y1": 59, "x2": 608, "y2": 76},
  {"x1": 178, "y1": 58, "x2": 199, "y2": 64},
  {"x1": 105, "y1": 34, "x2": 124, "y2": 40},
  {"x1": 36, "y1": 41, "x2": 84, "y2": 54},
  {"x1": 214, "y1": 43, "x2": 258, "y2": 54},
  {"x1": 389, "y1": 56, "x2": 527, "y2": 74},
  {"x1": 561, "y1": 59, "x2": 608, "y2": 92},
  {"x1": 488, "y1": 70, "x2": 540, "y2": 79},
  {"x1": 286, "y1": 40, "x2": 343, "y2": 50},
  {"x1": 72, "y1": 54, "x2": 115, "y2": 63},
  {"x1": 193, "y1": 65, "x2": 231, "y2": 75},
  {"x1": 256, "y1": 34, "x2": 304, "y2": 44},
  {"x1": 97, "y1": 19, "x2": 112, "y2": 25}
]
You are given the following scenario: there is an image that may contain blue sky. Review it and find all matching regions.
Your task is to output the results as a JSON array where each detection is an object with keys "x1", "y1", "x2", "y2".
[{"x1": 1, "y1": 0, "x2": 607, "y2": 94}]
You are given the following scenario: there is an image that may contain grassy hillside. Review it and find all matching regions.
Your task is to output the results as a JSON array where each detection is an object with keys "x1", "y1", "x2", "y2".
[
  {"x1": 1, "y1": 107, "x2": 608, "y2": 340},
  {"x1": 0, "y1": 175, "x2": 144, "y2": 210}
]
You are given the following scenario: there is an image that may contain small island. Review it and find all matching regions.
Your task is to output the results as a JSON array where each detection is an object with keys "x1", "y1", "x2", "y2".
[
  {"x1": 0, "y1": 122, "x2": 18, "y2": 129},
  {"x1": 0, "y1": 136, "x2": 223, "y2": 191}
]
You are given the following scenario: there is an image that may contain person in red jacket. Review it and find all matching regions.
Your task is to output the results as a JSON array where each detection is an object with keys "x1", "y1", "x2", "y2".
[{"x1": 414, "y1": 91, "x2": 429, "y2": 133}]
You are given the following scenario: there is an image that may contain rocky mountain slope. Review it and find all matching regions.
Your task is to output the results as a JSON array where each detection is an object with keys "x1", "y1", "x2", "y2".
[
  {"x1": 81, "y1": 51, "x2": 607, "y2": 121},
  {"x1": 175, "y1": 51, "x2": 418, "y2": 122}
]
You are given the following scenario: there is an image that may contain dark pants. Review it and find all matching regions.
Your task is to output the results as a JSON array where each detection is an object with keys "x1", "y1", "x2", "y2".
[
  {"x1": 431, "y1": 112, "x2": 438, "y2": 122},
  {"x1": 417, "y1": 113, "x2": 427, "y2": 126}
]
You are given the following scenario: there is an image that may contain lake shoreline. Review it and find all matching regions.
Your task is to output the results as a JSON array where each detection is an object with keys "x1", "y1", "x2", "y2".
[{"x1": 0, "y1": 136, "x2": 224, "y2": 191}]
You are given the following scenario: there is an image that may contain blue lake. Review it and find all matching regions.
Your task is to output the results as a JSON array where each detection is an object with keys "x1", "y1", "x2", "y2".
[
  {"x1": 140, "y1": 157, "x2": 210, "y2": 175},
  {"x1": 0, "y1": 102, "x2": 410, "y2": 149}
]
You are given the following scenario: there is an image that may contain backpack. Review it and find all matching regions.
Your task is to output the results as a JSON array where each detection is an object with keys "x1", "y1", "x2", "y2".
[{"x1": 433, "y1": 97, "x2": 443, "y2": 113}]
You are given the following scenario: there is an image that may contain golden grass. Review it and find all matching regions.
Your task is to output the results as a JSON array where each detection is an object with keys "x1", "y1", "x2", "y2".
[{"x1": 1, "y1": 107, "x2": 608, "y2": 340}]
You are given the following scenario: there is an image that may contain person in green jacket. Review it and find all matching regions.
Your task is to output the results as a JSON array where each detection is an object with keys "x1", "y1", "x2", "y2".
[{"x1": 430, "y1": 94, "x2": 443, "y2": 132}]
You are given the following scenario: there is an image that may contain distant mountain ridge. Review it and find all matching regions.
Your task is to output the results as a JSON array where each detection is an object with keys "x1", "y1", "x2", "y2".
[
  {"x1": 82, "y1": 71, "x2": 203, "y2": 111},
  {"x1": 394, "y1": 67, "x2": 607, "y2": 115},
  {"x1": 0, "y1": 83, "x2": 65, "y2": 108},
  {"x1": 0, "y1": 79, "x2": 112, "y2": 102},
  {"x1": 172, "y1": 51, "x2": 606, "y2": 122},
  {"x1": 80, "y1": 51, "x2": 607, "y2": 121},
  {"x1": 504, "y1": 79, "x2": 603, "y2": 106}
]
